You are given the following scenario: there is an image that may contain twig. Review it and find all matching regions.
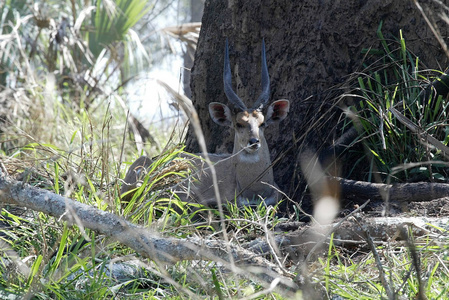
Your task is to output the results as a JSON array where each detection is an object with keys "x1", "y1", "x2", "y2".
[
  {"x1": 357, "y1": 217, "x2": 395, "y2": 299},
  {"x1": 304, "y1": 199, "x2": 370, "y2": 263},
  {"x1": 399, "y1": 227, "x2": 427, "y2": 300},
  {"x1": 262, "y1": 206, "x2": 294, "y2": 277}
]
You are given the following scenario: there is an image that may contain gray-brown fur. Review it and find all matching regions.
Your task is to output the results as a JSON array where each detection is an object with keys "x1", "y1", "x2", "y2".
[{"x1": 121, "y1": 41, "x2": 289, "y2": 206}]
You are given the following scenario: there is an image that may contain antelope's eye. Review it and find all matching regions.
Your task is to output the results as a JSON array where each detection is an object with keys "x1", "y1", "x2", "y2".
[{"x1": 236, "y1": 123, "x2": 244, "y2": 128}]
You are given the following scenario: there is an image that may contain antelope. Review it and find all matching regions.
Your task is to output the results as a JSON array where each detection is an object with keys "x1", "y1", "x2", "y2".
[{"x1": 121, "y1": 40, "x2": 290, "y2": 207}]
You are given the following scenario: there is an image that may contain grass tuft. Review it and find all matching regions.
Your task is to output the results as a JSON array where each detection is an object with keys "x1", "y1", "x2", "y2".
[{"x1": 347, "y1": 25, "x2": 449, "y2": 183}]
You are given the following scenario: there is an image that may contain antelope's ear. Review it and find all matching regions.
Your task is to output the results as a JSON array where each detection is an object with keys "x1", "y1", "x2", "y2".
[
  {"x1": 209, "y1": 102, "x2": 233, "y2": 127},
  {"x1": 265, "y1": 99, "x2": 290, "y2": 125}
]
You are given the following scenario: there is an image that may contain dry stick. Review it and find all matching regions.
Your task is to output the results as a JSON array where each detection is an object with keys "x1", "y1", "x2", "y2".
[
  {"x1": 0, "y1": 171, "x2": 298, "y2": 292},
  {"x1": 156, "y1": 81, "x2": 235, "y2": 269},
  {"x1": 247, "y1": 216, "x2": 448, "y2": 266},
  {"x1": 263, "y1": 181, "x2": 314, "y2": 220},
  {"x1": 303, "y1": 199, "x2": 370, "y2": 264},
  {"x1": 357, "y1": 217, "x2": 395, "y2": 300},
  {"x1": 261, "y1": 206, "x2": 293, "y2": 277},
  {"x1": 398, "y1": 227, "x2": 427, "y2": 300},
  {"x1": 413, "y1": 0, "x2": 449, "y2": 59},
  {"x1": 294, "y1": 200, "x2": 371, "y2": 289},
  {"x1": 117, "y1": 110, "x2": 130, "y2": 195},
  {"x1": 395, "y1": 234, "x2": 419, "y2": 298},
  {"x1": 389, "y1": 107, "x2": 449, "y2": 159},
  {"x1": 116, "y1": 96, "x2": 145, "y2": 155}
]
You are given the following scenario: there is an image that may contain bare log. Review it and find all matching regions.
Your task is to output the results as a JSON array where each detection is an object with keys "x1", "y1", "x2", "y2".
[
  {"x1": 338, "y1": 177, "x2": 449, "y2": 203},
  {"x1": 0, "y1": 171, "x2": 297, "y2": 291}
]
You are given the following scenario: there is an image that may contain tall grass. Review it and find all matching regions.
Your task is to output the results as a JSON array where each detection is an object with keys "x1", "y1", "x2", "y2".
[
  {"x1": 2, "y1": 2, "x2": 449, "y2": 299},
  {"x1": 348, "y1": 23, "x2": 449, "y2": 182}
]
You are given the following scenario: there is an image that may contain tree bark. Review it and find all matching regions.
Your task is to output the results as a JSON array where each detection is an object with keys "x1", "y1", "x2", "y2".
[
  {"x1": 338, "y1": 177, "x2": 449, "y2": 204},
  {"x1": 187, "y1": 0, "x2": 449, "y2": 209}
]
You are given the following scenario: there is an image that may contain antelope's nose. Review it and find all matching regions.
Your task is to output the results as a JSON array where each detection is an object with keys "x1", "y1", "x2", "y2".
[{"x1": 248, "y1": 138, "x2": 260, "y2": 149}]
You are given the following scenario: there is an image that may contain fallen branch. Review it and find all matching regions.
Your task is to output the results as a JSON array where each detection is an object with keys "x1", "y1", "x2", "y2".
[
  {"x1": 338, "y1": 177, "x2": 449, "y2": 203},
  {"x1": 0, "y1": 171, "x2": 298, "y2": 292},
  {"x1": 250, "y1": 216, "x2": 449, "y2": 260}
]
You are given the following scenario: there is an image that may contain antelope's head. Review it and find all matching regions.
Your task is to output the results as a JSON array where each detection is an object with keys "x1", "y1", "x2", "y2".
[{"x1": 209, "y1": 40, "x2": 290, "y2": 162}]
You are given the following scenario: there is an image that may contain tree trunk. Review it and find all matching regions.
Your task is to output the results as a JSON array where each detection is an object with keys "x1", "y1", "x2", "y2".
[{"x1": 187, "y1": 0, "x2": 449, "y2": 212}]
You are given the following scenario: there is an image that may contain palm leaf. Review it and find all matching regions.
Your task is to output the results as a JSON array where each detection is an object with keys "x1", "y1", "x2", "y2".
[{"x1": 89, "y1": 0, "x2": 150, "y2": 59}]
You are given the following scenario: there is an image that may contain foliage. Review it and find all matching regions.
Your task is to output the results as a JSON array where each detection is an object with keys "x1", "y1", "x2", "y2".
[
  {"x1": 88, "y1": 0, "x2": 151, "y2": 79},
  {"x1": 0, "y1": 0, "x2": 289, "y2": 294},
  {"x1": 348, "y1": 23, "x2": 449, "y2": 183},
  {"x1": 311, "y1": 229, "x2": 449, "y2": 299},
  {"x1": 0, "y1": 151, "x2": 291, "y2": 298},
  {"x1": 0, "y1": 0, "x2": 151, "y2": 106},
  {"x1": 1, "y1": 1, "x2": 449, "y2": 299}
]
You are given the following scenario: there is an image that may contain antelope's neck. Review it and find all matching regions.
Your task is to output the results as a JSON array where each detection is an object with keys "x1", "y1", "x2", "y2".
[{"x1": 233, "y1": 140, "x2": 274, "y2": 195}]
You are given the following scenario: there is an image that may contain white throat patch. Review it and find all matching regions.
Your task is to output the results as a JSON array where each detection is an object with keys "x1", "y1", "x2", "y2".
[{"x1": 238, "y1": 152, "x2": 261, "y2": 163}]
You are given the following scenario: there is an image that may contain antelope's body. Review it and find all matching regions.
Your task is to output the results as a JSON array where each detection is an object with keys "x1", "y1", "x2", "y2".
[{"x1": 121, "y1": 40, "x2": 289, "y2": 207}]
